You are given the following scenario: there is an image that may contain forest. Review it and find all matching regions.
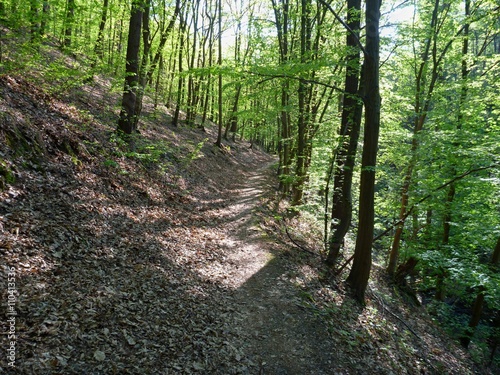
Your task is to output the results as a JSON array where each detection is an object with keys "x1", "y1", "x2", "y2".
[{"x1": 0, "y1": 0, "x2": 499, "y2": 373}]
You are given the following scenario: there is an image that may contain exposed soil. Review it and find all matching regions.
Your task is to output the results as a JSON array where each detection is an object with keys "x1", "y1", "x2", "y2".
[{"x1": 0, "y1": 47, "x2": 496, "y2": 374}]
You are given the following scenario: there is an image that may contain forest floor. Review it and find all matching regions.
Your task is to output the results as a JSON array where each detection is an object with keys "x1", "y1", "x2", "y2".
[{"x1": 0, "y1": 41, "x2": 497, "y2": 374}]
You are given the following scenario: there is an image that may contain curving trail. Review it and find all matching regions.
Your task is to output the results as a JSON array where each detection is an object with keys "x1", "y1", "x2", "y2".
[{"x1": 210, "y1": 157, "x2": 337, "y2": 375}]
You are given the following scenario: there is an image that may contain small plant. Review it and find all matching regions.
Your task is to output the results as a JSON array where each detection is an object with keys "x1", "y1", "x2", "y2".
[
  {"x1": 185, "y1": 138, "x2": 208, "y2": 165},
  {"x1": 103, "y1": 159, "x2": 119, "y2": 168},
  {"x1": 0, "y1": 159, "x2": 15, "y2": 190}
]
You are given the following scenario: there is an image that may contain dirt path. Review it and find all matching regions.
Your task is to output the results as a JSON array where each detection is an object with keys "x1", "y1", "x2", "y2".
[{"x1": 211, "y1": 159, "x2": 337, "y2": 374}]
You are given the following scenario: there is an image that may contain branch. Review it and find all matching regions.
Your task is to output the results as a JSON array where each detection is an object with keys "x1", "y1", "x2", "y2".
[
  {"x1": 317, "y1": 0, "x2": 367, "y2": 57},
  {"x1": 380, "y1": 42, "x2": 401, "y2": 68},
  {"x1": 335, "y1": 254, "x2": 354, "y2": 275},
  {"x1": 370, "y1": 287, "x2": 440, "y2": 372},
  {"x1": 281, "y1": 218, "x2": 317, "y2": 256},
  {"x1": 244, "y1": 70, "x2": 345, "y2": 93},
  {"x1": 370, "y1": 287, "x2": 421, "y2": 338}
]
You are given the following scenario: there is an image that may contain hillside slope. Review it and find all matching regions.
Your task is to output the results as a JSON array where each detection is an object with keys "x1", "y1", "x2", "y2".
[{"x1": 0, "y1": 57, "x2": 494, "y2": 373}]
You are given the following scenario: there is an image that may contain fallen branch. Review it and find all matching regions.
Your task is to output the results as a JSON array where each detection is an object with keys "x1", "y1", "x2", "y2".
[
  {"x1": 370, "y1": 288, "x2": 439, "y2": 373},
  {"x1": 281, "y1": 218, "x2": 317, "y2": 256},
  {"x1": 335, "y1": 254, "x2": 354, "y2": 275}
]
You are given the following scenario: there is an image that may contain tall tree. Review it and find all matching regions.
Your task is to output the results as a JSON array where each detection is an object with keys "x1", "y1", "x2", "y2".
[
  {"x1": 63, "y1": 0, "x2": 76, "y2": 48},
  {"x1": 215, "y1": 0, "x2": 223, "y2": 147},
  {"x1": 291, "y1": 0, "x2": 312, "y2": 205},
  {"x1": 271, "y1": 0, "x2": 293, "y2": 194},
  {"x1": 325, "y1": 0, "x2": 363, "y2": 266},
  {"x1": 387, "y1": 0, "x2": 453, "y2": 276},
  {"x1": 117, "y1": 0, "x2": 143, "y2": 135},
  {"x1": 173, "y1": 10, "x2": 187, "y2": 126},
  {"x1": 132, "y1": 0, "x2": 151, "y2": 129},
  {"x1": 346, "y1": 0, "x2": 381, "y2": 303},
  {"x1": 93, "y1": 0, "x2": 109, "y2": 61}
]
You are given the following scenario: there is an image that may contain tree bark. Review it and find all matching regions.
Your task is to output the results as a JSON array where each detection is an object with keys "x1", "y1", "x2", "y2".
[
  {"x1": 325, "y1": 0, "x2": 362, "y2": 266},
  {"x1": 346, "y1": 0, "x2": 381, "y2": 303},
  {"x1": 63, "y1": 0, "x2": 75, "y2": 48},
  {"x1": 291, "y1": 0, "x2": 312, "y2": 206},
  {"x1": 173, "y1": 12, "x2": 186, "y2": 127},
  {"x1": 215, "y1": 0, "x2": 223, "y2": 147},
  {"x1": 186, "y1": 0, "x2": 201, "y2": 127},
  {"x1": 94, "y1": 0, "x2": 109, "y2": 60},
  {"x1": 272, "y1": 0, "x2": 292, "y2": 194},
  {"x1": 116, "y1": 0, "x2": 142, "y2": 135}
]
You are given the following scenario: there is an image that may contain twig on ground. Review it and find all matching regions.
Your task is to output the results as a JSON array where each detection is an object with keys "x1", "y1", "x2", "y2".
[
  {"x1": 281, "y1": 218, "x2": 317, "y2": 256},
  {"x1": 370, "y1": 288, "x2": 439, "y2": 373}
]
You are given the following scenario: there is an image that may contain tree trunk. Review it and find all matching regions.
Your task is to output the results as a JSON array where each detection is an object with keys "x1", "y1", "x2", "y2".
[
  {"x1": 201, "y1": 1, "x2": 215, "y2": 126},
  {"x1": 325, "y1": 0, "x2": 362, "y2": 266},
  {"x1": 186, "y1": 0, "x2": 200, "y2": 127},
  {"x1": 272, "y1": 0, "x2": 292, "y2": 194},
  {"x1": 443, "y1": 0, "x2": 469, "y2": 246},
  {"x1": 29, "y1": 0, "x2": 40, "y2": 42},
  {"x1": 94, "y1": 0, "x2": 109, "y2": 60},
  {"x1": 460, "y1": 236, "x2": 500, "y2": 348},
  {"x1": 387, "y1": 0, "x2": 445, "y2": 276},
  {"x1": 116, "y1": 0, "x2": 142, "y2": 135},
  {"x1": 215, "y1": 0, "x2": 223, "y2": 147},
  {"x1": 133, "y1": 0, "x2": 151, "y2": 129},
  {"x1": 346, "y1": 0, "x2": 380, "y2": 303},
  {"x1": 154, "y1": 54, "x2": 163, "y2": 109},
  {"x1": 63, "y1": 0, "x2": 75, "y2": 48},
  {"x1": 173, "y1": 12, "x2": 186, "y2": 127},
  {"x1": 291, "y1": 0, "x2": 311, "y2": 206},
  {"x1": 146, "y1": 0, "x2": 181, "y2": 87}
]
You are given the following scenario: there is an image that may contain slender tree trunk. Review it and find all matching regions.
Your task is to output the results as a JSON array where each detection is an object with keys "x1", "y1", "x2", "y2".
[
  {"x1": 346, "y1": 0, "x2": 381, "y2": 303},
  {"x1": 325, "y1": 0, "x2": 363, "y2": 266},
  {"x1": 173, "y1": 12, "x2": 186, "y2": 127},
  {"x1": 63, "y1": 0, "x2": 75, "y2": 48},
  {"x1": 40, "y1": 1, "x2": 49, "y2": 36},
  {"x1": 29, "y1": 0, "x2": 39, "y2": 42},
  {"x1": 94, "y1": 0, "x2": 109, "y2": 60},
  {"x1": 201, "y1": 1, "x2": 215, "y2": 125},
  {"x1": 291, "y1": 0, "x2": 312, "y2": 206},
  {"x1": 116, "y1": 0, "x2": 142, "y2": 135},
  {"x1": 225, "y1": 14, "x2": 248, "y2": 139},
  {"x1": 387, "y1": 0, "x2": 444, "y2": 276},
  {"x1": 442, "y1": 0, "x2": 470, "y2": 244},
  {"x1": 186, "y1": 0, "x2": 200, "y2": 127},
  {"x1": 225, "y1": 84, "x2": 242, "y2": 138},
  {"x1": 166, "y1": 28, "x2": 179, "y2": 107},
  {"x1": 272, "y1": 0, "x2": 292, "y2": 194},
  {"x1": 437, "y1": 0, "x2": 470, "y2": 301},
  {"x1": 215, "y1": 0, "x2": 223, "y2": 147},
  {"x1": 154, "y1": 54, "x2": 163, "y2": 109},
  {"x1": 133, "y1": 0, "x2": 151, "y2": 129},
  {"x1": 146, "y1": 0, "x2": 181, "y2": 87}
]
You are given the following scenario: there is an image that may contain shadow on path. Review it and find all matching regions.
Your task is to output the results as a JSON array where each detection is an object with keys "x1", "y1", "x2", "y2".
[{"x1": 217, "y1": 161, "x2": 340, "y2": 374}]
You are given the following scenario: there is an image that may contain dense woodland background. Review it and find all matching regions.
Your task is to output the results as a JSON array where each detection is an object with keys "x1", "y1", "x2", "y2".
[{"x1": 0, "y1": 0, "x2": 499, "y2": 373}]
